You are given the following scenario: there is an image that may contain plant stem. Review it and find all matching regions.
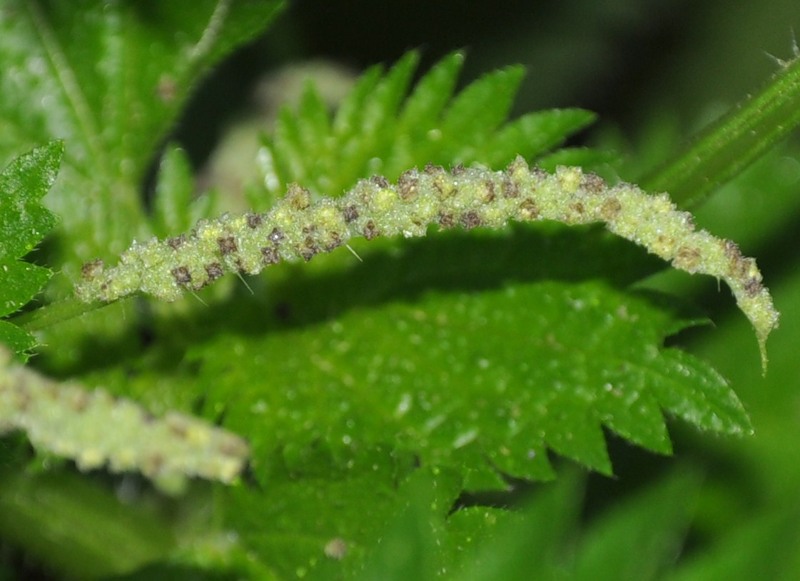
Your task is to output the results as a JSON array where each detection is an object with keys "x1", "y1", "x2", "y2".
[
  {"x1": 12, "y1": 296, "x2": 113, "y2": 332},
  {"x1": 641, "y1": 56, "x2": 800, "y2": 207}
]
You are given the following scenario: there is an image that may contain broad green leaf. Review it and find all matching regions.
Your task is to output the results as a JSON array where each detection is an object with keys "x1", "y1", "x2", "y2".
[
  {"x1": 0, "y1": 141, "x2": 63, "y2": 356},
  {"x1": 194, "y1": 280, "x2": 748, "y2": 492},
  {"x1": 0, "y1": 0, "x2": 284, "y2": 265}
]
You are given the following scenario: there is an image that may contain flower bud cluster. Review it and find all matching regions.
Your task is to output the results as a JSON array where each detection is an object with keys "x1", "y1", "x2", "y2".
[
  {"x1": 0, "y1": 349, "x2": 249, "y2": 493},
  {"x1": 77, "y1": 157, "x2": 778, "y2": 366}
]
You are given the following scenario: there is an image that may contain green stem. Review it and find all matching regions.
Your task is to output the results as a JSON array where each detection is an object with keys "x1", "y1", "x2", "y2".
[
  {"x1": 11, "y1": 296, "x2": 115, "y2": 333},
  {"x1": 641, "y1": 56, "x2": 800, "y2": 207}
]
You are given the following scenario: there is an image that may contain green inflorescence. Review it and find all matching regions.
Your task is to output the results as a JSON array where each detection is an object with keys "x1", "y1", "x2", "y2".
[
  {"x1": 0, "y1": 349, "x2": 249, "y2": 494},
  {"x1": 76, "y1": 158, "x2": 779, "y2": 368}
]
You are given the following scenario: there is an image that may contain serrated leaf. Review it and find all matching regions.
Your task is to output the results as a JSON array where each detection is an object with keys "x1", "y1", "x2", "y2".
[
  {"x1": 0, "y1": 320, "x2": 36, "y2": 354},
  {"x1": 0, "y1": 141, "x2": 62, "y2": 356},
  {"x1": 0, "y1": 262, "x2": 51, "y2": 317},
  {"x1": 261, "y1": 51, "x2": 597, "y2": 199},
  {"x1": 354, "y1": 470, "x2": 698, "y2": 581},
  {"x1": 397, "y1": 52, "x2": 465, "y2": 135},
  {"x1": 357, "y1": 468, "x2": 463, "y2": 581},
  {"x1": 0, "y1": 141, "x2": 61, "y2": 261},
  {"x1": 151, "y1": 144, "x2": 195, "y2": 237},
  {"x1": 195, "y1": 280, "x2": 747, "y2": 491},
  {"x1": 480, "y1": 109, "x2": 597, "y2": 168},
  {"x1": 439, "y1": 65, "x2": 525, "y2": 161},
  {"x1": 449, "y1": 474, "x2": 583, "y2": 581},
  {"x1": 0, "y1": 0, "x2": 284, "y2": 264}
]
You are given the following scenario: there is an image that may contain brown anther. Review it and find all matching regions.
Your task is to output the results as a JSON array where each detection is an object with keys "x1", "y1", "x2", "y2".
[
  {"x1": 167, "y1": 235, "x2": 186, "y2": 250},
  {"x1": 342, "y1": 205, "x2": 360, "y2": 223},
  {"x1": 518, "y1": 199, "x2": 539, "y2": 220},
  {"x1": 501, "y1": 176, "x2": 519, "y2": 198},
  {"x1": 581, "y1": 172, "x2": 606, "y2": 194},
  {"x1": 600, "y1": 198, "x2": 622, "y2": 220},
  {"x1": 246, "y1": 213, "x2": 263, "y2": 229},
  {"x1": 745, "y1": 277, "x2": 763, "y2": 297},
  {"x1": 363, "y1": 220, "x2": 379, "y2": 240},
  {"x1": 397, "y1": 170, "x2": 419, "y2": 201},
  {"x1": 369, "y1": 175, "x2": 390, "y2": 188},
  {"x1": 171, "y1": 266, "x2": 192, "y2": 285},
  {"x1": 438, "y1": 212, "x2": 456, "y2": 229},
  {"x1": 460, "y1": 211, "x2": 483, "y2": 230},
  {"x1": 269, "y1": 228, "x2": 285, "y2": 243},
  {"x1": 81, "y1": 259, "x2": 105, "y2": 279},
  {"x1": 217, "y1": 236, "x2": 238, "y2": 255},
  {"x1": 673, "y1": 246, "x2": 702, "y2": 272},
  {"x1": 205, "y1": 262, "x2": 224, "y2": 281},
  {"x1": 260, "y1": 246, "x2": 280, "y2": 265},
  {"x1": 286, "y1": 184, "x2": 312, "y2": 210}
]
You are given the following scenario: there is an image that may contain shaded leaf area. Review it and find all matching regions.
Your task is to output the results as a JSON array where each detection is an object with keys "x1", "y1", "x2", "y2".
[
  {"x1": 0, "y1": 141, "x2": 62, "y2": 357},
  {"x1": 214, "y1": 457, "x2": 456, "y2": 579},
  {"x1": 669, "y1": 507, "x2": 800, "y2": 581},
  {"x1": 192, "y1": 279, "x2": 748, "y2": 494},
  {"x1": 668, "y1": 258, "x2": 800, "y2": 575},
  {"x1": 0, "y1": 469, "x2": 176, "y2": 579},
  {"x1": 0, "y1": 0, "x2": 284, "y2": 263},
  {"x1": 259, "y1": 50, "x2": 596, "y2": 207},
  {"x1": 358, "y1": 469, "x2": 700, "y2": 581}
]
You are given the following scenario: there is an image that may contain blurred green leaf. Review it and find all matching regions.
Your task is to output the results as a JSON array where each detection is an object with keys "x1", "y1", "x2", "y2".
[
  {"x1": 260, "y1": 50, "x2": 596, "y2": 203},
  {"x1": 151, "y1": 145, "x2": 195, "y2": 238},
  {"x1": 669, "y1": 507, "x2": 800, "y2": 581},
  {"x1": 0, "y1": 470, "x2": 175, "y2": 579},
  {"x1": 569, "y1": 471, "x2": 699, "y2": 581}
]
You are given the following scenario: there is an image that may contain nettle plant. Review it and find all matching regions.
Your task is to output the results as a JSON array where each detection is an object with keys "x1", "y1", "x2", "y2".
[{"x1": 0, "y1": 2, "x2": 798, "y2": 579}]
